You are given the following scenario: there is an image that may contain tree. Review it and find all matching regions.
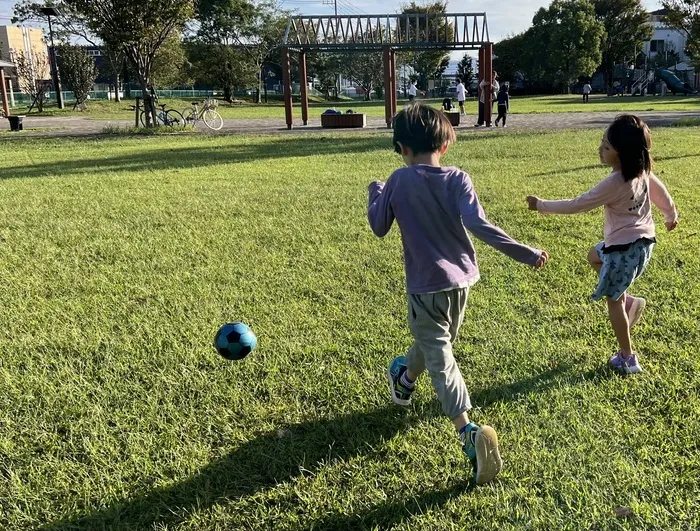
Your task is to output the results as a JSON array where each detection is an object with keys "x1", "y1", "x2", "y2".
[
  {"x1": 196, "y1": 0, "x2": 290, "y2": 103},
  {"x1": 532, "y1": 0, "x2": 606, "y2": 92},
  {"x1": 186, "y1": 41, "x2": 256, "y2": 101},
  {"x1": 70, "y1": 0, "x2": 194, "y2": 125},
  {"x1": 57, "y1": 44, "x2": 98, "y2": 109},
  {"x1": 151, "y1": 30, "x2": 190, "y2": 89},
  {"x1": 591, "y1": 0, "x2": 652, "y2": 92},
  {"x1": 663, "y1": 0, "x2": 700, "y2": 68},
  {"x1": 307, "y1": 51, "x2": 341, "y2": 100},
  {"x1": 13, "y1": 1, "x2": 97, "y2": 44},
  {"x1": 339, "y1": 49, "x2": 383, "y2": 100},
  {"x1": 399, "y1": 1, "x2": 453, "y2": 88},
  {"x1": 14, "y1": 0, "x2": 195, "y2": 125},
  {"x1": 494, "y1": 33, "x2": 529, "y2": 87},
  {"x1": 101, "y1": 42, "x2": 126, "y2": 102},
  {"x1": 14, "y1": 49, "x2": 51, "y2": 111},
  {"x1": 456, "y1": 53, "x2": 475, "y2": 87}
]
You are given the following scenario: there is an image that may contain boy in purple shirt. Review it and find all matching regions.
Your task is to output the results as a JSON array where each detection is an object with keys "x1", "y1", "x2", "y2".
[{"x1": 368, "y1": 103, "x2": 548, "y2": 485}]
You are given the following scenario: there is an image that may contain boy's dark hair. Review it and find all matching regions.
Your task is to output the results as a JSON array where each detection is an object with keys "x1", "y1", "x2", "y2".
[
  {"x1": 607, "y1": 114, "x2": 653, "y2": 182},
  {"x1": 499, "y1": 84, "x2": 509, "y2": 93},
  {"x1": 393, "y1": 102, "x2": 456, "y2": 155}
]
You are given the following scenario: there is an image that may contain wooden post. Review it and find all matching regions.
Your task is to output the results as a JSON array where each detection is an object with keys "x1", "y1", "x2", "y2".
[
  {"x1": 483, "y1": 43, "x2": 493, "y2": 126},
  {"x1": 135, "y1": 97, "x2": 141, "y2": 128},
  {"x1": 0, "y1": 68, "x2": 9, "y2": 117},
  {"x1": 299, "y1": 51, "x2": 309, "y2": 126},
  {"x1": 383, "y1": 46, "x2": 392, "y2": 128},
  {"x1": 282, "y1": 47, "x2": 293, "y2": 130},
  {"x1": 389, "y1": 50, "x2": 397, "y2": 118}
]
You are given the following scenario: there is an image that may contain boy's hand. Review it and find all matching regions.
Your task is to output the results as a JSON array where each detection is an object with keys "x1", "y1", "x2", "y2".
[
  {"x1": 526, "y1": 196, "x2": 540, "y2": 211},
  {"x1": 666, "y1": 219, "x2": 678, "y2": 232},
  {"x1": 534, "y1": 250, "x2": 549, "y2": 269}
]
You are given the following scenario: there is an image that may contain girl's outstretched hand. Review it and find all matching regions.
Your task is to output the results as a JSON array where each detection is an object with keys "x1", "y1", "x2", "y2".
[
  {"x1": 526, "y1": 196, "x2": 540, "y2": 211},
  {"x1": 535, "y1": 250, "x2": 549, "y2": 269},
  {"x1": 665, "y1": 219, "x2": 678, "y2": 232}
]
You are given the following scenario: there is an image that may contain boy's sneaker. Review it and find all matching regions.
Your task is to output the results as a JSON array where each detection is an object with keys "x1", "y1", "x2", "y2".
[
  {"x1": 460, "y1": 423, "x2": 503, "y2": 485},
  {"x1": 609, "y1": 351, "x2": 643, "y2": 374},
  {"x1": 387, "y1": 356, "x2": 414, "y2": 406},
  {"x1": 625, "y1": 296, "x2": 646, "y2": 328}
]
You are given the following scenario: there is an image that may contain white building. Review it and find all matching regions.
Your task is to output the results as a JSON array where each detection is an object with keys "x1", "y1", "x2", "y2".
[{"x1": 643, "y1": 10, "x2": 693, "y2": 69}]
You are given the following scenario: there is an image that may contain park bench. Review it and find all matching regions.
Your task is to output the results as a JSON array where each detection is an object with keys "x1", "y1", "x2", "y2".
[{"x1": 320, "y1": 113, "x2": 366, "y2": 128}]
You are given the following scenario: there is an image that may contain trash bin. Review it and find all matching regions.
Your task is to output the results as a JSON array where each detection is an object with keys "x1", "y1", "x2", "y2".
[{"x1": 8, "y1": 115, "x2": 25, "y2": 131}]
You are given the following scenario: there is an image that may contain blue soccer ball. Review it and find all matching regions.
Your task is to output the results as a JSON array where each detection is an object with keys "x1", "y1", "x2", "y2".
[{"x1": 214, "y1": 322, "x2": 257, "y2": 360}]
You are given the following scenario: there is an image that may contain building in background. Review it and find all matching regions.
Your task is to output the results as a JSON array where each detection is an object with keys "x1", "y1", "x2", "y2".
[
  {"x1": 643, "y1": 9, "x2": 696, "y2": 88},
  {"x1": 0, "y1": 26, "x2": 49, "y2": 91}
]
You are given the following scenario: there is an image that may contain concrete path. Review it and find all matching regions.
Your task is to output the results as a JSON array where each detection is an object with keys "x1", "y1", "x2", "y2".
[{"x1": 4, "y1": 110, "x2": 699, "y2": 138}]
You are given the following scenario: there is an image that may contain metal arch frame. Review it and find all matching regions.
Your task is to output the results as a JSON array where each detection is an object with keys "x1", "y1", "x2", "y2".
[{"x1": 281, "y1": 13, "x2": 494, "y2": 129}]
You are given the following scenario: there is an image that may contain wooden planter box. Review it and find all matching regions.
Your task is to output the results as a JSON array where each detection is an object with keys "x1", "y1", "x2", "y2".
[
  {"x1": 443, "y1": 111, "x2": 460, "y2": 127},
  {"x1": 321, "y1": 113, "x2": 366, "y2": 128}
]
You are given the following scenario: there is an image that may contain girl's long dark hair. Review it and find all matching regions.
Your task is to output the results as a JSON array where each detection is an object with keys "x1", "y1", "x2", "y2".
[{"x1": 606, "y1": 114, "x2": 653, "y2": 182}]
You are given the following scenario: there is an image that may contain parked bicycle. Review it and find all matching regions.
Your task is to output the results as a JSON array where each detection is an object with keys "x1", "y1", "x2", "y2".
[
  {"x1": 140, "y1": 103, "x2": 184, "y2": 128},
  {"x1": 183, "y1": 99, "x2": 223, "y2": 131}
]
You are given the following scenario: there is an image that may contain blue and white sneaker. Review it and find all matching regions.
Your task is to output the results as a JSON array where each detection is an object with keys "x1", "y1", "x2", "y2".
[
  {"x1": 609, "y1": 351, "x2": 643, "y2": 374},
  {"x1": 461, "y1": 423, "x2": 503, "y2": 485},
  {"x1": 387, "y1": 356, "x2": 414, "y2": 406}
]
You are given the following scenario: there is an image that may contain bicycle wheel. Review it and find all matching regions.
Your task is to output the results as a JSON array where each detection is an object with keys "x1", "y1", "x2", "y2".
[
  {"x1": 164, "y1": 109, "x2": 184, "y2": 127},
  {"x1": 140, "y1": 109, "x2": 150, "y2": 127},
  {"x1": 182, "y1": 107, "x2": 196, "y2": 125},
  {"x1": 202, "y1": 109, "x2": 223, "y2": 131},
  {"x1": 140, "y1": 109, "x2": 163, "y2": 127}
]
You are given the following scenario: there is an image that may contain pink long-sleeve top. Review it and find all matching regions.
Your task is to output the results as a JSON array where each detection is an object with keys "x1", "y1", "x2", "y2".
[{"x1": 536, "y1": 171, "x2": 678, "y2": 248}]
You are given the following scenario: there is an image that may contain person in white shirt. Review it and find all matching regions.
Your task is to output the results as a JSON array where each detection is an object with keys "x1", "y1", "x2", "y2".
[
  {"x1": 456, "y1": 78, "x2": 467, "y2": 115},
  {"x1": 583, "y1": 82, "x2": 592, "y2": 103},
  {"x1": 475, "y1": 71, "x2": 498, "y2": 127},
  {"x1": 408, "y1": 81, "x2": 425, "y2": 101}
]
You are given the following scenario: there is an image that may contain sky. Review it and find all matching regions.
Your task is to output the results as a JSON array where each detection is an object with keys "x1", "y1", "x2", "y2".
[
  {"x1": 0, "y1": 0, "x2": 664, "y2": 37},
  {"x1": 279, "y1": 0, "x2": 664, "y2": 42}
]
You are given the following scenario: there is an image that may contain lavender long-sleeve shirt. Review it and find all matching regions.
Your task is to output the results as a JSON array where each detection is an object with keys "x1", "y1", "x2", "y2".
[{"x1": 368, "y1": 165, "x2": 542, "y2": 294}]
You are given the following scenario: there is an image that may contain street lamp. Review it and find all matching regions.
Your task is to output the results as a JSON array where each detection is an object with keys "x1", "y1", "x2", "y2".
[{"x1": 40, "y1": 6, "x2": 64, "y2": 109}]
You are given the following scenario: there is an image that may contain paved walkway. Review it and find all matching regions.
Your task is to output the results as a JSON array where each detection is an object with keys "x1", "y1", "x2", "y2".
[{"x1": 5, "y1": 110, "x2": 700, "y2": 137}]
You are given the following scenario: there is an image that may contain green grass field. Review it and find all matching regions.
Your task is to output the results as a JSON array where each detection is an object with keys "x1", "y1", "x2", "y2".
[
  {"x1": 12, "y1": 93, "x2": 700, "y2": 121},
  {"x1": 1, "y1": 128, "x2": 699, "y2": 530}
]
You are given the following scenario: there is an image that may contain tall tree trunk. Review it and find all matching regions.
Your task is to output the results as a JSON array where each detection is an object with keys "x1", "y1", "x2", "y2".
[
  {"x1": 114, "y1": 73, "x2": 121, "y2": 103},
  {"x1": 223, "y1": 85, "x2": 233, "y2": 102},
  {"x1": 256, "y1": 63, "x2": 263, "y2": 104}
]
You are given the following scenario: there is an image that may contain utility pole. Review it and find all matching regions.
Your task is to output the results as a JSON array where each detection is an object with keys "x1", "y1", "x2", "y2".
[{"x1": 40, "y1": 7, "x2": 64, "y2": 109}]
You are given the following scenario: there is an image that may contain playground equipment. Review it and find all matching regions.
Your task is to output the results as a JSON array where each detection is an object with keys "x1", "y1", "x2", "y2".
[
  {"x1": 280, "y1": 13, "x2": 494, "y2": 129},
  {"x1": 655, "y1": 69, "x2": 698, "y2": 95}
]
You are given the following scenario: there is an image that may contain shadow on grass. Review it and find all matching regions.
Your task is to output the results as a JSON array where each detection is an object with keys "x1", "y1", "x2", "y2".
[
  {"x1": 472, "y1": 363, "x2": 614, "y2": 410},
  {"x1": 41, "y1": 406, "x2": 430, "y2": 530},
  {"x1": 307, "y1": 480, "x2": 473, "y2": 530},
  {"x1": 0, "y1": 135, "x2": 390, "y2": 180},
  {"x1": 0, "y1": 132, "x2": 520, "y2": 181},
  {"x1": 41, "y1": 362, "x2": 610, "y2": 530},
  {"x1": 525, "y1": 153, "x2": 700, "y2": 179}
]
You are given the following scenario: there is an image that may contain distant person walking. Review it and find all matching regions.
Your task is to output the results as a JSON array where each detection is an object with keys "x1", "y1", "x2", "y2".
[
  {"x1": 456, "y1": 78, "x2": 467, "y2": 116},
  {"x1": 583, "y1": 82, "x2": 592, "y2": 103},
  {"x1": 408, "y1": 81, "x2": 425, "y2": 101},
  {"x1": 494, "y1": 84, "x2": 509, "y2": 128}
]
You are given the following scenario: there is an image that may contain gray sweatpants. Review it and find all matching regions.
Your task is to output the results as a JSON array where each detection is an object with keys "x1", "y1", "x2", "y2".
[{"x1": 406, "y1": 287, "x2": 471, "y2": 419}]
